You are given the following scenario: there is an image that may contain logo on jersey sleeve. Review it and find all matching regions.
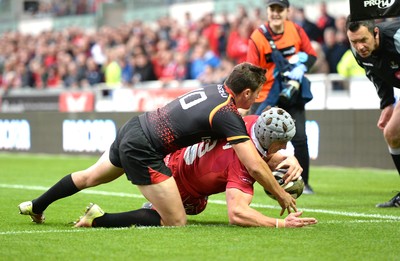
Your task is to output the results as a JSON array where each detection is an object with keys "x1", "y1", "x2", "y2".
[{"x1": 239, "y1": 175, "x2": 253, "y2": 185}]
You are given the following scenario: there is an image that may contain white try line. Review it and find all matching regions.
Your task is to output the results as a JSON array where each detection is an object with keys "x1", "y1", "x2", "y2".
[
  {"x1": 325, "y1": 220, "x2": 400, "y2": 224},
  {"x1": 0, "y1": 220, "x2": 398, "y2": 236},
  {"x1": 0, "y1": 227, "x2": 130, "y2": 235},
  {"x1": 2, "y1": 183, "x2": 400, "y2": 221}
]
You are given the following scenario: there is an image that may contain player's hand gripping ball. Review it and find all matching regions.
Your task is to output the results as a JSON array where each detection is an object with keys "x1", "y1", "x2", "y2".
[{"x1": 264, "y1": 169, "x2": 304, "y2": 200}]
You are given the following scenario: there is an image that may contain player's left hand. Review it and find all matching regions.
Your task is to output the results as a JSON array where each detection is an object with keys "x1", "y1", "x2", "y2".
[
  {"x1": 277, "y1": 191, "x2": 297, "y2": 216},
  {"x1": 284, "y1": 211, "x2": 318, "y2": 227}
]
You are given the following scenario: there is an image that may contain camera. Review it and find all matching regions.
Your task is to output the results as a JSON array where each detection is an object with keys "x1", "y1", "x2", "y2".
[{"x1": 278, "y1": 79, "x2": 300, "y2": 107}]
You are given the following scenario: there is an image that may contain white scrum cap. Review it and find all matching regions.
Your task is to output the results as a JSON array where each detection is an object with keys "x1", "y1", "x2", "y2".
[{"x1": 254, "y1": 107, "x2": 296, "y2": 149}]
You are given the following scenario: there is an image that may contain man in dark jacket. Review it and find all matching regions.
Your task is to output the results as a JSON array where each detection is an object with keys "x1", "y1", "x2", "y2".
[{"x1": 346, "y1": 16, "x2": 400, "y2": 208}]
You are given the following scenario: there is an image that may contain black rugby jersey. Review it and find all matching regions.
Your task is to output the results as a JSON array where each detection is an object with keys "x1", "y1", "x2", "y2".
[
  {"x1": 352, "y1": 21, "x2": 400, "y2": 109},
  {"x1": 139, "y1": 84, "x2": 249, "y2": 154}
]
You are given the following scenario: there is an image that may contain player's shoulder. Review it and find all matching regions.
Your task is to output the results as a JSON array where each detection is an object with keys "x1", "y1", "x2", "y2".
[
  {"x1": 243, "y1": 115, "x2": 258, "y2": 125},
  {"x1": 243, "y1": 115, "x2": 258, "y2": 134}
]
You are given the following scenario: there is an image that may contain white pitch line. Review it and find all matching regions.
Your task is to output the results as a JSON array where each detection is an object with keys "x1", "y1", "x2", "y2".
[
  {"x1": 0, "y1": 220, "x2": 398, "y2": 236},
  {"x1": 2, "y1": 183, "x2": 400, "y2": 221},
  {"x1": 324, "y1": 220, "x2": 399, "y2": 224},
  {"x1": 1, "y1": 184, "x2": 145, "y2": 199},
  {"x1": 0, "y1": 227, "x2": 129, "y2": 235}
]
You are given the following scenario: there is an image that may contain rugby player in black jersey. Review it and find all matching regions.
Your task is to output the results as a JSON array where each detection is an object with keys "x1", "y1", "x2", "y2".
[{"x1": 19, "y1": 62, "x2": 297, "y2": 226}]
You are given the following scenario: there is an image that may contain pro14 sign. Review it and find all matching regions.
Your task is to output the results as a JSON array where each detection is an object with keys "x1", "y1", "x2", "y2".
[{"x1": 350, "y1": 0, "x2": 400, "y2": 21}]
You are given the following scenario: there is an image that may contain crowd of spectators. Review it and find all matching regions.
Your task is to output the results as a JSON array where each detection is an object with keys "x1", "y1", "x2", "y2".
[
  {"x1": 0, "y1": 2, "x2": 398, "y2": 92},
  {"x1": 24, "y1": 0, "x2": 117, "y2": 17}
]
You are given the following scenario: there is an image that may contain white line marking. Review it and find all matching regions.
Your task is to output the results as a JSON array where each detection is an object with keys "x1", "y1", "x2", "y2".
[
  {"x1": 0, "y1": 227, "x2": 129, "y2": 235},
  {"x1": 0, "y1": 225, "x2": 225, "y2": 235},
  {"x1": 324, "y1": 220, "x2": 399, "y2": 224},
  {"x1": 2, "y1": 183, "x2": 400, "y2": 222},
  {"x1": 1, "y1": 184, "x2": 145, "y2": 199}
]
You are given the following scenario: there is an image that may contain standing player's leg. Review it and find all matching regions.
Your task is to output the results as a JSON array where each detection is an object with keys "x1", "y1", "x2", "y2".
[{"x1": 377, "y1": 102, "x2": 400, "y2": 207}]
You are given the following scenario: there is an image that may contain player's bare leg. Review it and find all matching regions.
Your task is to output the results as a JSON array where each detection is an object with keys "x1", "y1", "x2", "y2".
[
  {"x1": 71, "y1": 149, "x2": 125, "y2": 189},
  {"x1": 138, "y1": 177, "x2": 187, "y2": 226}
]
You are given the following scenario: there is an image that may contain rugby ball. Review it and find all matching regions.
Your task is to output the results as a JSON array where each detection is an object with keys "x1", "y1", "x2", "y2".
[{"x1": 264, "y1": 169, "x2": 304, "y2": 200}]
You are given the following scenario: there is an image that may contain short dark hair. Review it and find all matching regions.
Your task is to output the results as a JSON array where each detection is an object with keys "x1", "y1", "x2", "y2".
[
  {"x1": 224, "y1": 62, "x2": 267, "y2": 94},
  {"x1": 345, "y1": 15, "x2": 375, "y2": 34}
]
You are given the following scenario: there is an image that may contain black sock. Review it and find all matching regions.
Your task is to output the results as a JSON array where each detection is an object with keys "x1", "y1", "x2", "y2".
[
  {"x1": 93, "y1": 209, "x2": 161, "y2": 228},
  {"x1": 32, "y1": 174, "x2": 80, "y2": 214},
  {"x1": 391, "y1": 154, "x2": 400, "y2": 176}
]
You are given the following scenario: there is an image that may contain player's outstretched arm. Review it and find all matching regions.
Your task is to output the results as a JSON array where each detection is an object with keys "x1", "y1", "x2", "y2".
[
  {"x1": 226, "y1": 188, "x2": 317, "y2": 228},
  {"x1": 226, "y1": 188, "x2": 277, "y2": 227},
  {"x1": 231, "y1": 141, "x2": 297, "y2": 215}
]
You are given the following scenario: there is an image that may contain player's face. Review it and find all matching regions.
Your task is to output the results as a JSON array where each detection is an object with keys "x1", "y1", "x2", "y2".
[
  {"x1": 267, "y1": 141, "x2": 287, "y2": 154},
  {"x1": 262, "y1": 141, "x2": 287, "y2": 164},
  {"x1": 347, "y1": 26, "x2": 377, "y2": 58},
  {"x1": 267, "y1": 5, "x2": 287, "y2": 28}
]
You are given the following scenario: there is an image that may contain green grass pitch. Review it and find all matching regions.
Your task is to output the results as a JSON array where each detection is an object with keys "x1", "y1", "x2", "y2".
[{"x1": 1, "y1": 153, "x2": 399, "y2": 261}]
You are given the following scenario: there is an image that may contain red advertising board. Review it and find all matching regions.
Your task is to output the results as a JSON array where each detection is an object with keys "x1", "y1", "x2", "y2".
[
  {"x1": 106, "y1": 87, "x2": 197, "y2": 112},
  {"x1": 59, "y1": 91, "x2": 94, "y2": 112}
]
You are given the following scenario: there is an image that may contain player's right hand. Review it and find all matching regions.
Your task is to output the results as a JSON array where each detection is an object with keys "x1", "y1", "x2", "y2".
[{"x1": 277, "y1": 190, "x2": 297, "y2": 216}]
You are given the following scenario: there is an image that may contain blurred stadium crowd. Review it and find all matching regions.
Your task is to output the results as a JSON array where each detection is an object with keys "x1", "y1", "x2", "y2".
[{"x1": 0, "y1": 0, "x2": 398, "y2": 91}]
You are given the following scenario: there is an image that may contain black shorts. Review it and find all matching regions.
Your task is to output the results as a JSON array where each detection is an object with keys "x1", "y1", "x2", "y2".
[{"x1": 109, "y1": 116, "x2": 172, "y2": 185}]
